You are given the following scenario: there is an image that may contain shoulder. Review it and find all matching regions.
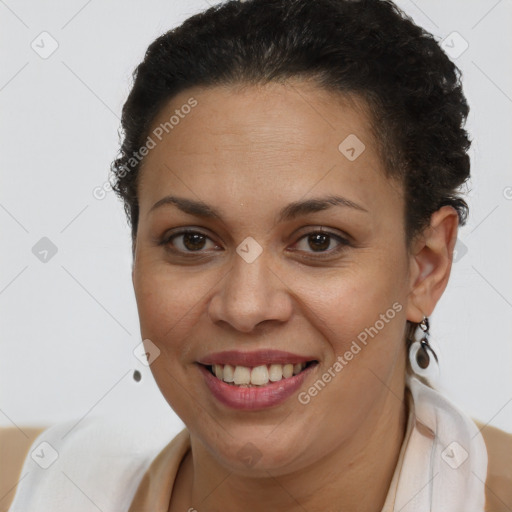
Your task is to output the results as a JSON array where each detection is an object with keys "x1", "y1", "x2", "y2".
[
  {"x1": 0, "y1": 425, "x2": 48, "y2": 510},
  {"x1": 5, "y1": 416, "x2": 173, "y2": 512},
  {"x1": 473, "y1": 419, "x2": 512, "y2": 512}
]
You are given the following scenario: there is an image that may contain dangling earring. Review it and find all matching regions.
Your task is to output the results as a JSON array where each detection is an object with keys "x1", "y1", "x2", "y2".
[{"x1": 409, "y1": 316, "x2": 439, "y2": 376}]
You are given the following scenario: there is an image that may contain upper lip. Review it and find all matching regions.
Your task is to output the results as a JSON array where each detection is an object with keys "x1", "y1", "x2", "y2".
[{"x1": 198, "y1": 350, "x2": 317, "y2": 367}]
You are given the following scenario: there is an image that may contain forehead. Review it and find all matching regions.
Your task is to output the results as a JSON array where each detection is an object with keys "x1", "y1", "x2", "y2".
[{"x1": 136, "y1": 81, "x2": 402, "y2": 223}]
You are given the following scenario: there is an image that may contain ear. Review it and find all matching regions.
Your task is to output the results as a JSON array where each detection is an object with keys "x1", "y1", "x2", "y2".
[{"x1": 406, "y1": 205, "x2": 459, "y2": 322}]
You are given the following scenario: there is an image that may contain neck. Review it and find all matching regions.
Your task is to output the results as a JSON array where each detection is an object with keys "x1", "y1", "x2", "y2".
[{"x1": 173, "y1": 385, "x2": 409, "y2": 512}]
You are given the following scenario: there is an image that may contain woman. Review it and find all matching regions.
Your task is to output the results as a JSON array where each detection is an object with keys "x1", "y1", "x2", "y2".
[{"x1": 7, "y1": 0, "x2": 512, "y2": 511}]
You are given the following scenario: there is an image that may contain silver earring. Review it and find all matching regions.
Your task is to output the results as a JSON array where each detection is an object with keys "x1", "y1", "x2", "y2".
[{"x1": 409, "y1": 316, "x2": 439, "y2": 375}]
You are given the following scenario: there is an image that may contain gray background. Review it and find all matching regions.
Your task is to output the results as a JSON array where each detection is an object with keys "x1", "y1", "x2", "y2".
[{"x1": 1, "y1": 0, "x2": 511, "y2": 437}]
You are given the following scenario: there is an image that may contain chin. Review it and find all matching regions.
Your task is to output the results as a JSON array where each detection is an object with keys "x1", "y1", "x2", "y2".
[{"x1": 204, "y1": 425, "x2": 311, "y2": 475}]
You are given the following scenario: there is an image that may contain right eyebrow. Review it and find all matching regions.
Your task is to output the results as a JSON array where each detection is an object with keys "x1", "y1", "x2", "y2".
[{"x1": 148, "y1": 195, "x2": 222, "y2": 220}]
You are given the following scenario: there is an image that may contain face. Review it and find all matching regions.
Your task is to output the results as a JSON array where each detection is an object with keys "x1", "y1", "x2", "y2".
[{"x1": 132, "y1": 80, "x2": 414, "y2": 476}]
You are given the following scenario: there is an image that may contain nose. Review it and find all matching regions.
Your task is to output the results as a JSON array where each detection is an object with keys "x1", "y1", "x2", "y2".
[{"x1": 207, "y1": 249, "x2": 293, "y2": 333}]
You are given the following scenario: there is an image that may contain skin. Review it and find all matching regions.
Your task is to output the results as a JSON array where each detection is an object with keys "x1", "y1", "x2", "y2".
[{"x1": 131, "y1": 80, "x2": 459, "y2": 512}]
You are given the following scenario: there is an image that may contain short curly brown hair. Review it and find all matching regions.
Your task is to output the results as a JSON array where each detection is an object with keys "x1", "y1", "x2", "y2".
[{"x1": 111, "y1": 0, "x2": 470, "y2": 253}]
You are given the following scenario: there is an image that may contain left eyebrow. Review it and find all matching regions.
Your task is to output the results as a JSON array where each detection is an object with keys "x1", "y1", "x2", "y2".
[
  {"x1": 147, "y1": 194, "x2": 368, "y2": 223},
  {"x1": 275, "y1": 195, "x2": 368, "y2": 224}
]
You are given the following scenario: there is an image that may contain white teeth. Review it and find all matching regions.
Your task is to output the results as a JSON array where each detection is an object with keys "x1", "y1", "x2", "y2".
[
  {"x1": 268, "y1": 364, "x2": 283, "y2": 382},
  {"x1": 282, "y1": 363, "x2": 294, "y2": 378},
  {"x1": 223, "y1": 364, "x2": 235, "y2": 382},
  {"x1": 233, "y1": 365, "x2": 251, "y2": 385},
  {"x1": 211, "y1": 362, "x2": 309, "y2": 386},
  {"x1": 251, "y1": 365, "x2": 269, "y2": 386},
  {"x1": 214, "y1": 364, "x2": 223, "y2": 379}
]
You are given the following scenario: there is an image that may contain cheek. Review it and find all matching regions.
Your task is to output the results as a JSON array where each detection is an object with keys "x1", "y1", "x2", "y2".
[
  {"x1": 132, "y1": 260, "x2": 209, "y2": 351},
  {"x1": 293, "y1": 259, "x2": 408, "y2": 397},
  {"x1": 294, "y1": 256, "x2": 406, "y2": 338},
  {"x1": 132, "y1": 262, "x2": 210, "y2": 415},
  {"x1": 294, "y1": 269, "x2": 407, "y2": 430}
]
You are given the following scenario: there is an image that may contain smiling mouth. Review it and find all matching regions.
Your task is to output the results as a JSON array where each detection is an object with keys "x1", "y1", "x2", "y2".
[{"x1": 203, "y1": 361, "x2": 318, "y2": 387}]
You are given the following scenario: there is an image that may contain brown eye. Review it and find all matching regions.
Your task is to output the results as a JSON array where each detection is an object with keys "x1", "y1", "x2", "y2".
[
  {"x1": 162, "y1": 229, "x2": 219, "y2": 253},
  {"x1": 293, "y1": 230, "x2": 350, "y2": 256},
  {"x1": 307, "y1": 233, "x2": 331, "y2": 252},
  {"x1": 181, "y1": 232, "x2": 207, "y2": 251}
]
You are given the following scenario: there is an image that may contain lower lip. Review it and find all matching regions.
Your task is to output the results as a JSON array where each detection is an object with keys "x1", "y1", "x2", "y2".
[{"x1": 198, "y1": 363, "x2": 317, "y2": 410}]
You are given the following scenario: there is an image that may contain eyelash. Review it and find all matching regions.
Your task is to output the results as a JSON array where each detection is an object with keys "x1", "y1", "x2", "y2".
[{"x1": 159, "y1": 228, "x2": 351, "y2": 259}]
